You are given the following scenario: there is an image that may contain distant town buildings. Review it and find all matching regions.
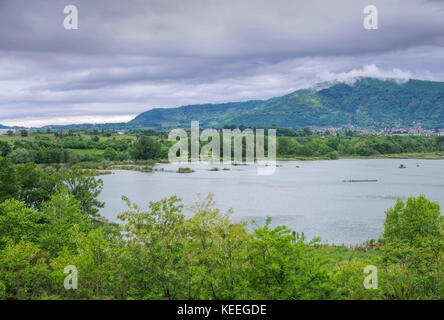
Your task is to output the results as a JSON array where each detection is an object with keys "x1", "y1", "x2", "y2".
[
  {"x1": 316, "y1": 125, "x2": 444, "y2": 137},
  {"x1": 388, "y1": 125, "x2": 439, "y2": 136}
]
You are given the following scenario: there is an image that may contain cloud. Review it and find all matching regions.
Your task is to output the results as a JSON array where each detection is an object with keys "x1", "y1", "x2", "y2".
[
  {"x1": 0, "y1": 0, "x2": 444, "y2": 126},
  {"x1": 318, "y1": 65, "x2": 413, "y2": 85}
]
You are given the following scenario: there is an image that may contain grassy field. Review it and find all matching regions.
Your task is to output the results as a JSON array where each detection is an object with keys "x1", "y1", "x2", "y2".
[
  {"x1": 0, "y1": 135, "x2": 35, "y2": 142},
  {"x1": 67, "y1": 148, "x2": 105, "y2": 157}
]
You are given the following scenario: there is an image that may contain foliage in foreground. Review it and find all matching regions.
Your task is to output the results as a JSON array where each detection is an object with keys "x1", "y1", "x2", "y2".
[{"x1": 0, "y1": 169, "x2": 442, "y2": 300}]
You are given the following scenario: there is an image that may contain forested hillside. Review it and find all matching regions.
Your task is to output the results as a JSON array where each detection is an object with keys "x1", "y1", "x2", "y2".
[{"x1": 130, "y1": 78, "x2": 444, "y2": 130}]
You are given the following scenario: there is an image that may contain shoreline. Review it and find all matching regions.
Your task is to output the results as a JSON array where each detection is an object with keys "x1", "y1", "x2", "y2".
[
  {"x1": 42, "y1": 153, "x2": 444, "y2": 175},
  {"x1": 277, "y1": 152, "x2": 444, "y2": 161},
  {"x1": 92, "y1": 154, "x2": 444, "y2": 175}
]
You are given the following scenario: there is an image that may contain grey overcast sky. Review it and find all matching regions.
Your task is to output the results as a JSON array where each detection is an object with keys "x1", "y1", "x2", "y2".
[{"x1": 1, "y1": 0, "x2": 444, "y2": 127}]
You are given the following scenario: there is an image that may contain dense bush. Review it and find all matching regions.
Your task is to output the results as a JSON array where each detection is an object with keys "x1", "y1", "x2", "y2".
[{"x1": 0, "y1": 160, "x2": 442, "y2": 300}]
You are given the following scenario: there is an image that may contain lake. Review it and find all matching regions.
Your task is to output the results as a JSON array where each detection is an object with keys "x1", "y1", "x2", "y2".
[{"x1": 98, "y1": 159, "x2": 444, "y2": 245}]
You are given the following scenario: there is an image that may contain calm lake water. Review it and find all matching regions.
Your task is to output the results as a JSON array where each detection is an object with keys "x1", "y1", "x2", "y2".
[{"x1": 98, "y1": 159, "x2": 444, "y2": 245}]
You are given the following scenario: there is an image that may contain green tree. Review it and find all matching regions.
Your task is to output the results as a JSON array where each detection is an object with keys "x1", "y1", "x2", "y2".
[
  {"x1": 0, "y1": 156, "x2": 19, "y2": 202},
  {"x1": 247, "y1": 218, "x2": 336, "y2": 299},
  {"x1": 50, "y1": 228, "x2": 124, "y2": 299},
  {"x1": 0, "y1": 141, "x2": 11, "y2": 157},
  {"x1": 382, "y1": 196, "x2": 444, "y2": 299},
  {"x1": 353, "y1": 141, "x2": 378, "y2": 156},
  {"x1": 0, "y1": 199, "x2": 44, "y2": 249},
  {"x1": 9, "y1": 148, "x2": 33, "y2": 163},
  {"x1": 277, "y1": 137, "x2": 299, "y2": 156},
  {"x1": 104, "y1": 147, "x2": 119, "y2": 161},
  {"x1": 384, "y1": 195, "x2": 443, "y2": 245},
  {"x1": 0, "y1": 241, "x2": 50, "y2": 300},
  {"x1": 118, "y1": 196, "x2": 187, "y2": 299},
  {"x1": 38, "y1": 189, "x2": 92, "y2": 255},
  {"x1": 16, "y1": 163, "x2": 58, "y2": 209},
  {"x1": 131, "y1": 136, "x2": 161, "y2": 160},
  {"x1": 59, "y1": 167, "x2": 105, "y2": 218},
  {"x1": 185, "y1": 195, "x2": 249, "y2": 299}
]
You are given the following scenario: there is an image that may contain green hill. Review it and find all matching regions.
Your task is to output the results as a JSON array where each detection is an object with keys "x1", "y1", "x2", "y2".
[
  {"x1": 129, "y1": 77, "x2": 444, "y2": 129},
  {"x1": 130, "y1": 100, "x2": 263, "y2": 129}
]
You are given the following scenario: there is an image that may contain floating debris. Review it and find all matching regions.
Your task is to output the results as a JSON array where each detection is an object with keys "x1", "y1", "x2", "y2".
[
  {"x1": 342, "y1": 179, "x2": 378, "y2": 183},
  {"x1": 265, "y1": 163, "x2": 283, "y2": 167},
  {"x1": 399, "y1": 164, "x2": 407, "y2": 169}
]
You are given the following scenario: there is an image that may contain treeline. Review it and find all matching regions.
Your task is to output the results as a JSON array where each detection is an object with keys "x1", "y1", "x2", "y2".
[
  {"x1": 0, "y1": 156, "x2": 442, "y2": 300},
  {"x1": 0, "y1": 131, "x2": 168, "y2": 164},
  {"x1": 0, "y1": 157, "x2": 104, "y2": 216},
  {"x1": 277, "y1": 134, "x2": 444, "y2": 159},
  {"x1": 1, "y1": 129, "x2": 444, "y2": 166}
]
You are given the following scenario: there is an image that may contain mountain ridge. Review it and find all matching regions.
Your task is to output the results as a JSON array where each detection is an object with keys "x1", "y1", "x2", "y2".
[
  {"x1": 129, "y1": 77, "x2": 444, "y2": 130},
  {"x1": 7, "y1": 77, "x2": 444, "y2": 130}
]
